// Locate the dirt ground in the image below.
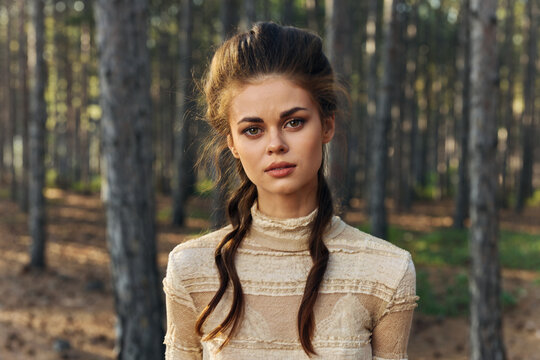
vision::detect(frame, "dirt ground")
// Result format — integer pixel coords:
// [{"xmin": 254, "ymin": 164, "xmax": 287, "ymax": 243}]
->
[{"xmin": 0, "ymin": 188, "xmax": 539, "ymax": 360}]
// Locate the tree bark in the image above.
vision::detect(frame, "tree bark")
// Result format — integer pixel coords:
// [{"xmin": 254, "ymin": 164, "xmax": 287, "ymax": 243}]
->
[
  {"xmin": 516, "ymin": 0, "xmax": 536, "ymax": 212},
  {"xmin": 0, "ymin": 1, "xmax": 5, "ymax": 184},
  {"xmin": 16, "ymin": 0, "xmax": 29, "ymax": 212},
  {"xmin": 282, "ymin": 0, "xmax": 294, "ymax": 25},
  {"xmin": 454, "ymin": 0, "xmax": 471, "ymax": 228},
  {"xmin": 364, "ymin": 0, "xmax": 382, "ymax": 212},
  {"xmin": 306, "ymin": 0, "xmax": 320, "ymax": 32},
  {"xmin": 172, "ymin": 0, "xmax": 195, "ymax": 226},
  {"xmin": 404, "ymin": 3, "xmax": 419, "ymax": 211},
  {"xmin": 370, "ymin": 0, "xmax": 399, "ymax": 239},
  {"xmin": 28, "ymin": 0, "xmax": 47, "ymax": 269},
  {"xmin": 243, "ymin": 0, "xmax": 257, "ymax": 30},
  {"xmin": 469, "ymin": 0, "xmax": 506, "ymax": 358},
  {"xmin": 221, "ymin": 0, "xmax": 239, "ymax": 39},
  {"xmin": 499, "ymin": 0, "xmax": 516, "ymax": 208},
  {"xmin": 94, "ymin": 1, "xmax": 165, "ymax": 358},
  {"xmin": 7, "ymin": 4, "xmax": 18, "ymax": 202},
  {"xmin": 326, "ymin": 0, "xmax": 352, "ymax": 209},
  {"xmin": 212, "ymin": 0, "xmax": 240, "ymax": 229}
]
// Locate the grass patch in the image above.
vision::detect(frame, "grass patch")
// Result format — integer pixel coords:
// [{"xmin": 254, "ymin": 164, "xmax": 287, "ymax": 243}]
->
[
  {"xmin": 416, "ymin": 269, "xmax": 519, "ymax": 317},
  {"xmin": 416, "ymin": 270, "xmax": 469, "ymax": 317},
  {"xmin": 358, "ymin": 223, "xmax": 539, "ymax": 316},
  {"xmin": 386, "ymin": 226, "xmax": 540, "ymax": 271},
  {"xmin": 72, "ymin": 175, "xmax": 102, "ymax": 194}
]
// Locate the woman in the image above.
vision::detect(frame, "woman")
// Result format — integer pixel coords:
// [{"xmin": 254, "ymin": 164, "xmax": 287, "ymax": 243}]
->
[{"xmin": 163, "ymin": 22, "xmax": 418, "ymax": 359}]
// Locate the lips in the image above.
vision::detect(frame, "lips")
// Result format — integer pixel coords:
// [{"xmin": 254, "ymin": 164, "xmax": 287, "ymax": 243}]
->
[{"xmin": 265, "ymin": 162, "xmax": 296, "ymax": 172}]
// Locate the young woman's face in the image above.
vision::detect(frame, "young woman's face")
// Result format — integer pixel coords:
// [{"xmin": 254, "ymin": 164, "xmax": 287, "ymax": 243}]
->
[{"xmin": 227, "ymin": 76, "xmax": 335, "ymax": 202}]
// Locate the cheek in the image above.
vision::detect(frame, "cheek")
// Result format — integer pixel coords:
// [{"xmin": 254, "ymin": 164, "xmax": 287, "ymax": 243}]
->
[
  {"xmin": 302, "ymin": 134, "xmax": 324, "ymax": 167},
  {"xmin": 235, "ymin": 144, "xmax": 263, "ymax": 179}
]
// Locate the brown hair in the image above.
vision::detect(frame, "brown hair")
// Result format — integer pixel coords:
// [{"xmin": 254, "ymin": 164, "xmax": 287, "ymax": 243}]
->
[{"xmin": 195, "ymin": 22, "xmax": 338, "ymax": 356}]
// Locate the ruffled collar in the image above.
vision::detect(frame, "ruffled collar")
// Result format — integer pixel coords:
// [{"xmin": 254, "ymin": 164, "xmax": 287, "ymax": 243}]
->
[{"xmin": 245, "ymin": 202, "xmax": 345, "ymax": 252}]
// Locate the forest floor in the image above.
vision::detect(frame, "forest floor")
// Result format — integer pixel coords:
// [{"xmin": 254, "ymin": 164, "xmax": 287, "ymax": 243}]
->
[{"xmin": 0, "ymin": 187, "xmax": 539, "ymax": 360}]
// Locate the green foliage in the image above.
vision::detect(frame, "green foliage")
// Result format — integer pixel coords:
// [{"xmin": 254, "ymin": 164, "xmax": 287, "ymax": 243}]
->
[
  {"xmin": 414, "ymin": 171, "xmax": 439, "ymax": 200},
  {"xmin": 388, "ymin": 226, "xmax": 540, "ymax": 271},
  {"xmin": 498, "ymin": 230, "xmax": 540, "ymax": 270},
  {"xmin": 71, "ymin": 175, "xmax": 101, "ymax": 194},
  {"xmin": 46, "ymin": 169, "xmax": 58, "ymax": 188},
  {"xmin": 526, "ymin": 189, "xmax": 540, "ymax": 207},
  {"xmin": 195, "ymin": 178, "xmax": 214, "ymax": 198},
  {"xmin": 416, "ymin": 270, "xmax": 470, "ymax": 317},
  {"xmin": 416, "ymin": 270, "xmax": 519, "ymax": 317},
  {"xmin": 157, "ymin": 205, "xmax": 172, "ymax": 223},
  {"xmin": 357, "ymin": 223, "xmax": 539, "ymax": 317},
  {"xmin": 394, "ymin": 227, "xmax": 470, "ymax": 267}
]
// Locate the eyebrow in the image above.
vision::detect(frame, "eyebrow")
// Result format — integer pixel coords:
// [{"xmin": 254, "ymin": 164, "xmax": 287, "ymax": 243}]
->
[{"xmin": 236, "ymin": 106, "xmax": 308, "ymax": 125}]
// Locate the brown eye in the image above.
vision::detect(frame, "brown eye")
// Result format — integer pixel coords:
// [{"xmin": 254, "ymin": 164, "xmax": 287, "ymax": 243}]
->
[
  {"xmin": 285, "ymin": 119, "xmax": 304, "ymax": 128},
  {"xmin": 243, "ymin": 127, "xmax": 262, "ymax": 136}
]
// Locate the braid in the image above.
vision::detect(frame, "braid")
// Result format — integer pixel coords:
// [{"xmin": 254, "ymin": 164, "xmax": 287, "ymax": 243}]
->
[
  {"xmin": 195, "ymin": 171, "xmax": 257, "ymax": 349},
  {"xmin": 297, "ymin": 169, "xmax": 334, "ymax": 356}
]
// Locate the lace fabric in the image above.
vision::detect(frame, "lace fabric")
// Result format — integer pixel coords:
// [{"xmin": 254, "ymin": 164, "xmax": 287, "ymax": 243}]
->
[{"xmin": 163, "ymin": 204, "xmax": 418, "ymax": 359}]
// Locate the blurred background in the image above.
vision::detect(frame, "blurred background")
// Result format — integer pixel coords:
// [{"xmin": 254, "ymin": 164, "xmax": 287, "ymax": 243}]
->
[{"xmin": 0, "ymin": 0, "xmax": 539, "ymax": 359}]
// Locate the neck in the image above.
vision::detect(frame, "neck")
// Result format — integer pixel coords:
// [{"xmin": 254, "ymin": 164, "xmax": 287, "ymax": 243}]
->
[{"xmin": 256, "ymin": 187, "xmax": 318, "ymax": 219}]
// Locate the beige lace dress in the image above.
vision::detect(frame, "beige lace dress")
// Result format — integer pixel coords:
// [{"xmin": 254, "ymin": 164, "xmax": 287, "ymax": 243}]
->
[{"xmin": 163, "ymin": 203, "xmax": 418, "ymax": 359}]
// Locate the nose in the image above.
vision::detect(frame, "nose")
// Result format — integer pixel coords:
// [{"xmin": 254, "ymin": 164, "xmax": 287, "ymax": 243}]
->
[{"xmin": 266, "ymin": 130, "xmax": 289, "ymax": 155}]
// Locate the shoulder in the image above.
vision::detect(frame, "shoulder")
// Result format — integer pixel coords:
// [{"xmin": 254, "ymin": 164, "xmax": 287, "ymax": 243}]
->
[
  {"xmin": 327, "ymin": 219, "xmax": 415, "ymax": 290},
  {"xmin": 329, "ymin": 219, "xmax": 412, "ymax": 262},
  {"xmin": 165, "ymin": 225, "xmax": 231, "ymax": 283}
]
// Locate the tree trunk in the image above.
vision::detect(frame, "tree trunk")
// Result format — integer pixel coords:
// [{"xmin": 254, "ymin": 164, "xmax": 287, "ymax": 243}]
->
[
  {"xmin": 172, "ymin": 0, "xmax": 195, "ymax": 226},
  {"xmin": 18, "ymin": 0, "xmax": 30, "ymax": 212},
  {"xmin": 94, "ymin": 1, "xmax": 165, "ymax": 358},
  {"xmin": 392, "ymin": 6, "xmax": 408, "ymax": 212},
  {"xmin": 364, "ymin": 0, "xmax": 382, "ymax": 211},
  {"xmin": 454, "ymin": 0, "xmax": 471, "ymax": 228},
  {"xmin": 326, "ymin": 0, "xmax": 352, "ymax": 209},
  {"xmin": 243, "ymin": 0, "xmax": 257, "ymax": 30},
  {"xmin": 0, "ymin": 7, "xmax": 5, "ymax": 183},
  {"xmin": 370, "ymin": 0, "xmax": 399, "ymax": 239},
  {"xmin": 282, "ymin": 0, "xmax": 294, "ymax": 25},
  {"xmin": 469, "ymin": 0, "xmax": 506, "ymax": 358},
  {"xmin": 306, "ymin": 0, "xmax": 320, "ymax": 32},
  {"xmin": 516, "ymin": 0, "xmax": 536, "ymax": 212},
  {"xmin": 7, "ymin": 4, "xmax": 18, "ymax": 202},
  {"xmin": 499, "ymin": 0, "xmax": 516, "ymax": 209},
  {"xmin": 28, "ymin": 0, "xmax": 47, "ymax": 269},
  {"xmin": 212, "ymin": 0, "xmax": 240, "ymax": 229},
  {"xmin": 80, "ymin": 20, "xmax": 91, "ymax": 186},
  {"xmin": 221, "ymin": 0, "xmax": 239, "ymax": 39},
  {"xmin": 404, "ymin": 3, "xmax": 419, "ymax": 210}
]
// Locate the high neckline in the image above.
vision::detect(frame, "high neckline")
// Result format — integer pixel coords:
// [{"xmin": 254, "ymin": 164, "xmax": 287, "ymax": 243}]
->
[{"xmin": 245, "ymin": 202, "xmax": 345, "ymax": 252}]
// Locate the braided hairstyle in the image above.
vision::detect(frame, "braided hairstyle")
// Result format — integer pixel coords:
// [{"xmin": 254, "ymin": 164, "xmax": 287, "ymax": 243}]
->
[{"xmin": 195, "ymin": 22, "xmax": 339, "ymax": 356}]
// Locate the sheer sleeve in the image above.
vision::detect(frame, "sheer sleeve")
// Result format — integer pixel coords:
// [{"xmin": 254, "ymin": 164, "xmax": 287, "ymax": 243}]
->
[
  {"xmin": 163, "ymin": 251, "xmax": 203, "ymax": 360},
  {"xmin": 371, "ymin": 255, "xmax": 419, "ymax": 360}
]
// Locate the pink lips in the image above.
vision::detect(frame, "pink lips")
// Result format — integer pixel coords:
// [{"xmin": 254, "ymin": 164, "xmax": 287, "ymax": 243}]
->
[{"xmin": 265, "ymin": 162, "xmax": 296, "ymax": 178}]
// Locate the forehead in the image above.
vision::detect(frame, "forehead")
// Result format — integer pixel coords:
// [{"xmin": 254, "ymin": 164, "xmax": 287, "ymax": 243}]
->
[{"xmin": 228, "ymin": 76, "xmax": 317, "ymax": 120}]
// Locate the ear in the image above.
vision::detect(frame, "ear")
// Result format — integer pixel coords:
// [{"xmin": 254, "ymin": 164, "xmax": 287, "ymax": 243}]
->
[
  {"xmin": 322, "ymin": 114, "xmax": 335, "ymax": 144},
  {"xmin": 227, "ymin": 134, "xmax": 240, "ymax": 158}
]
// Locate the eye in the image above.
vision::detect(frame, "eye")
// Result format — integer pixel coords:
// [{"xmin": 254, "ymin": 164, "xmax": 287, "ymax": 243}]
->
[
  {"xmin": 285, "ymin": 118, "xmax": 304, "ymax": 129},
  {"xmin": 242, "ymin": 127, "xmax": 262, "ymax": 136}
]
